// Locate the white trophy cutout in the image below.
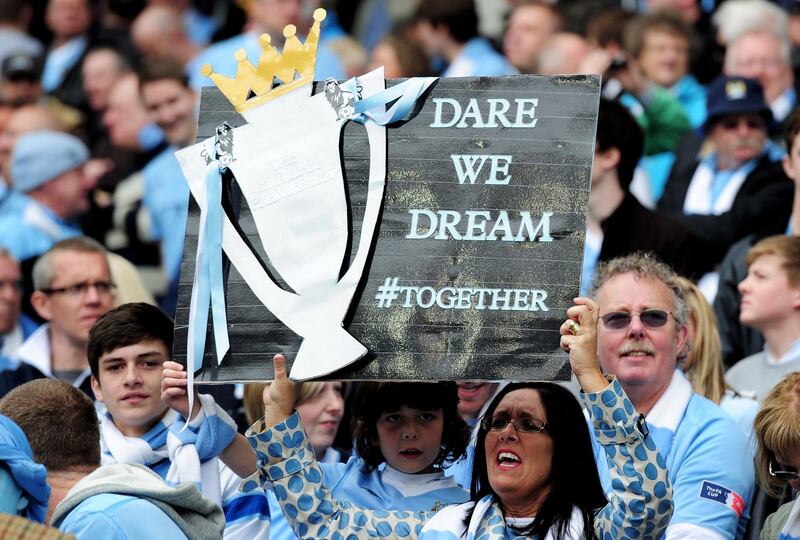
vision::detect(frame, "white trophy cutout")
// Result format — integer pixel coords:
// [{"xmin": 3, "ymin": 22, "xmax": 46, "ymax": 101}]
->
[{"xmin": 176, "ymin": 9, "xmax": 436, "ymax": 381}]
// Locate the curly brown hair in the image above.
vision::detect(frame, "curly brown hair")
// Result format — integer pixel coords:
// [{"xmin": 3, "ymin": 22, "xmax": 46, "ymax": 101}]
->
[{"xmin": 351, "ymin": 381, "xmax": 470, "ymax": 472}]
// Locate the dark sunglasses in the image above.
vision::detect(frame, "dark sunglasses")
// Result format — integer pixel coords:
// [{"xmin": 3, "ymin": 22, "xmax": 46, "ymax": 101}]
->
[
  {"xmin": 769, "ymin": 459, "xmax": 800, "ymax": 481},
  {"xmin": 599, "ymin": 309, "xmax": 672, "ymax": 330},
  {"xmin": 718, "ymin": 117, "xmax": 765, "ymax": 130},
  {"xmin": 481, "ymin": 415, "xmax": 547, "ymax": 434}
]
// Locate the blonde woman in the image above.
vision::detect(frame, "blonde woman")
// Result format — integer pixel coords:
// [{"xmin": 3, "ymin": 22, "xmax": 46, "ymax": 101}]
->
[
  {"xmin": 676, "ymin": 276, "xmax": 758, "ymax": 442},
  {"xmin": 244, "ymin": 381, "xmax": 349, "ymax": 540},
  {"xmin": 754, "ymin": 373, "xmax": 800, "ymax": 539}
]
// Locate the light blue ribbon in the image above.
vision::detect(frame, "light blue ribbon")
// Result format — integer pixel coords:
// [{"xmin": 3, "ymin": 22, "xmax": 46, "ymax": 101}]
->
[
  {"xmin": 190, "ymin": 138, "xmax": 230, "ymax": 373},
  {"xmin": 345, "ymin": 76, "xmax": 438, "ymax": 126}
]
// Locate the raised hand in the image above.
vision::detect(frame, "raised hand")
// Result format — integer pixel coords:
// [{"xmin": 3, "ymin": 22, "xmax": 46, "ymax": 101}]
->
[
  {"xmin": 559, "ymin": 297, "xmax": 608, "ymax": 393},
  {"xmin": 263, "ymin": 354, "xmax": 300, "ymax": 426},
  {"xmin": 161, "ymin": 360, "xmax": 199, "ymax": 420}
]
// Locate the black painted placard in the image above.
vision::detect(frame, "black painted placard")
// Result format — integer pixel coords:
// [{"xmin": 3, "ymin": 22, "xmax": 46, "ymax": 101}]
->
[{"xmin": 173, "ymin": 75, "xmax": 600, "ymax": 383}]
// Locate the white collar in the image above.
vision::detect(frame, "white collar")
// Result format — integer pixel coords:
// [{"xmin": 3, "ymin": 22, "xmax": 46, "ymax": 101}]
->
[
  {"xmin": 16, "ymin": 324, "xmax": 52, "ymax": 376},
  {"xmin": 16, "ymin": 323, "xmax": 91, "ymax": 387},
  {"xmin": 764, "ymin": 339, "xmax": 800, "ymax": 365},
  {"xmin": 645, "ymin": 370, "xmax": 693, "ymax": 432},
  {"xmin": 382, "ymin": 465, "xmax": 462, "ymax": 498}
]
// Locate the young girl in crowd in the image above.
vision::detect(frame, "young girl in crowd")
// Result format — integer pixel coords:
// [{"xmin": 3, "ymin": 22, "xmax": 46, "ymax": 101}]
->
[{"xmin": 269, "ymin": 381, "xmax": 471, "ymax": 540}]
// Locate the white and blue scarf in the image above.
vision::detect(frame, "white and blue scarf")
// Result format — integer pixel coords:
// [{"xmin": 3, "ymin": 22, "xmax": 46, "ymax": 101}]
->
[
  {"xmin": 778, "ymin": 496, "xmax": 800, "ymax": 540},
  {"xmin": 100, "ymin": 394, "xmax": 237, "ymax": 504},
  {"xmin": 420, "ymin": 495, "xmax": 583, "ymax": 539}
]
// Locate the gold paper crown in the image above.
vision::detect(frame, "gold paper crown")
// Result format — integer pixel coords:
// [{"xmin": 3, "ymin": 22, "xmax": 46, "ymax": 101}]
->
[{"xmin": 202, "ymin": 9, "xmax": 326, "ymax": 112}]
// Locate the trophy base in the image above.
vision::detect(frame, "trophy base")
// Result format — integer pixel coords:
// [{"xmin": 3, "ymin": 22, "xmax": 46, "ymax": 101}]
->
[{"xmin": 288, "ymin": 326, "xmax": 367, "ymax": 380}]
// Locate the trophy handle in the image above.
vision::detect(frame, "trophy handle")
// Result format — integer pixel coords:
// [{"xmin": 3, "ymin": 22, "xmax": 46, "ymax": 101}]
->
[{"xmin": 287, "ymin": 76, "xmax": 388, "ymax": 380}]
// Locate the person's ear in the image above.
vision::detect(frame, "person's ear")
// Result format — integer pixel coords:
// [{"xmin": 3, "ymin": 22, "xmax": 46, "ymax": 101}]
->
[
  {"xmin": 782, "ymin": 153, "xmax": 798, "ymax": 181},
  {"xmin": 596, "ymin": 147, "xmax": 621, "ymax": 175},
  {"xmin": 675, "ymin": 323, "xmax": 689, "ymax": 356},
  {"xmin": 29, "ymin": 291, "xmax": 52, "ymax": 322},
  {"xmin": 90, "ymin": 375, "xmax": 105, "ymax": 403}
]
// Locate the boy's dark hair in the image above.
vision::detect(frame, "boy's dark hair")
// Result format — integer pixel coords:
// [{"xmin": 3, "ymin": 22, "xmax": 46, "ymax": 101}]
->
[
  {"xmin": 351, "ymin": 381, "xmax": 469, "ymax": 472},
  {"xmin": 88, "ymin": 302, "xmax": 174, "ymax": 379},
  {"xmin": 0, "ymin": 379, "xmax": 101, "ymax": 471},
  {"xmin": 784, "ymin": 107, "xmax": 800, "ymax": 152},
  {"xmin": 415, "ymin": 0, "xmax": 479, "ymax": 44},
  {"xmin": 138, "ymin": 58, "xmax": 189, "ymax": 90},
  {"xmin": 596, "ymin": 99, "xmax": 644, "ymax": 191}
]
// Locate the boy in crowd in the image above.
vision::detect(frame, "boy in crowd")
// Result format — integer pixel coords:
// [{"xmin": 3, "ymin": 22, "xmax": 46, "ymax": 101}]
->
[
  {"xmin": 87, "ymin": 302, "xmax": 269, "ymax": 538},
  {"xmin": 0, "ymin": 378, "xmax": 224, "ymax": 538},
  {"xmin": 726, "ymin": 236, "xmax": 800, "ymax": 400}
]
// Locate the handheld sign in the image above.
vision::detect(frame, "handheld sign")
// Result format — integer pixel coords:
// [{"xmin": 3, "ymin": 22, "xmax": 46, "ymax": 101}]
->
[{"xmin": 172, "ymin": 11, "xmax": 600, "ymax": 383}]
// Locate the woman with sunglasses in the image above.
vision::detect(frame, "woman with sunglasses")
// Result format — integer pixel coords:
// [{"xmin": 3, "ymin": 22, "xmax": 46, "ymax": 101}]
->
[
  {"xmin": 754, "ymin": 372, "xmax": 800, "ymax": 539},
  {"xmin": 242, "ymin": 298, "xmax": 674, "ymax": 539}
]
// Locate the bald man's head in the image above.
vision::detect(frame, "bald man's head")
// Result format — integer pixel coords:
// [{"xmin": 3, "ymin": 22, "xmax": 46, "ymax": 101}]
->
[
  {"xmin": 0, "ymin": 106, "xmax": 63, "ymax": 180},
  {"xmin": 132, "ymin": 5, "xmax": 186, "ymax": 61}
]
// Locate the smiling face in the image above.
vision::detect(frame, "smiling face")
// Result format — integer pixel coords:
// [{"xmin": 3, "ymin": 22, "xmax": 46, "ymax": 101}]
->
[
  {"xmin": 638, "ymin": 30, "xmax": 689, "ymax": 88},
  {"xmin": 739, "ymin": 254, "xmax": 800, "ymax": 330},
  {"xmin": 141, "ymin": 78, "xmax": 196, "ymax": 148},
  {"xmin": 484, "ymin": 388, "xmax": 553, "ymax": 516},
  {"xmin": 90, "ymin": 338, "xmax": 170, "ymax": 437},
  {"xmin": 596, "ymin": 273, "xmax": 687, "ymax": 398},
  {"xmin": 295, "ymin": 382, "xmax": 345, "ymax": 459},
  {"xmin": 376, "ymin": 405, "xmax": 444, "ymax": 474}
]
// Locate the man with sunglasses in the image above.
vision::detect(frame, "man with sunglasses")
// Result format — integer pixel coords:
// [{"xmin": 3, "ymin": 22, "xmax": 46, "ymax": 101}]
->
[
  {"xmin": 588, "ymin": 253, "xmax": 754, "ymax": 539},
  {"xmin": 657, "ymin": 76, "xmax": 792, "ymax": 283},
  {"xmin": 0, "ymin": 237, "xmax": 116, "ymax": 399}
]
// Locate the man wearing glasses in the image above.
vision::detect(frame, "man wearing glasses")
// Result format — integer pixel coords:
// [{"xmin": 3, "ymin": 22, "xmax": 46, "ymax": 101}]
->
[
  {"xmin": 0, "ymin": 237, "xmax": 115, "ymax": 399},
  {"xmin": 587, "ymin": 253, "xmax": 754, "ymax": 539},
  {"xmin": 657, "ymin": 76, "xmax": 792, "ymax": 299}
]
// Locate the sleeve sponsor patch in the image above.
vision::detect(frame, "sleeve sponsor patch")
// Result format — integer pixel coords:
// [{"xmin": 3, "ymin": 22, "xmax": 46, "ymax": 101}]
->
[{"xmin": 699, "ymin": 480, "xmax": 744, "ymax": 519}]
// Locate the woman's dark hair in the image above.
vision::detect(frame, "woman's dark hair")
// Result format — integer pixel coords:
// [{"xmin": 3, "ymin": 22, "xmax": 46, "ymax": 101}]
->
[
  {"xmin": 467, "ymin": 382, "xmax": 607, "ymax": 539},
  {"xmin": 351, "ymin": 381, "xmax": 470, "ymax": 472}
]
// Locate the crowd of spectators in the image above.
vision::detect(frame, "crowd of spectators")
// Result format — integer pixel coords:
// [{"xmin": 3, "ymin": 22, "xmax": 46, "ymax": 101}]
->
[{"xmin": 1, "ymin": 0, "xmax": 800, "ymax": 538}]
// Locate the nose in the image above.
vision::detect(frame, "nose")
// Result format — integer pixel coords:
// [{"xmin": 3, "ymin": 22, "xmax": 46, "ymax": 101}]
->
[
  {"xmin": 83, "ymin": 284, "xmax": 102, "ymax": 304},
  {"xmin": 402, "ymin": 422, "xmax": 420, "ymax": 440},
  {"xmin": 326, "ymin": 394, "xmax": 344, "ymax": 416},
  {"xmin": 626, "ymin": 313, "xmax": 646, "ymax": 337},
  {"xmin": 738, "ymin": 276, "xmax": 751, "ymax": 294},
  {"xmin": 497, "ymin": 421, "xmax": 519, "ymax": 441},
  {"xmin": 124, "ymin": 364, "xmax": 141, "ymax": 386}
]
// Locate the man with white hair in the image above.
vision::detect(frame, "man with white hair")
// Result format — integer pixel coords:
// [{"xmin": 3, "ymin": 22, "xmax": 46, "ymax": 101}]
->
[
  {"xmin": 589, "ymin": 253, "xmax": 754, "ymax": 538},
  {"xmin": 725, "ymin": 30, "xmax": 795, "ymax": 123}
]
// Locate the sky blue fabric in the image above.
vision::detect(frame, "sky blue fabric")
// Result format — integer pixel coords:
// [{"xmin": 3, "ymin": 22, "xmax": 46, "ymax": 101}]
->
[{"xmin": 0, "ymin": 415, "xmax": 49, "ymax": 523}]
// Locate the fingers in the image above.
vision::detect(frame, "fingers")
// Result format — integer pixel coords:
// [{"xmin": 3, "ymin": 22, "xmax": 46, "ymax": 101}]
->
[{"xmin": 273, "ymin": 354, "xmax": 286, "ymax": 381}]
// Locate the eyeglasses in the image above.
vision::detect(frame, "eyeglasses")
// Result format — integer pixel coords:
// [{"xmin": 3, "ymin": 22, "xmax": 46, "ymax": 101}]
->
[
  {"xmin": 481, "ymin": 415, "xmax": 547, "ymax": 434},
  {"xmin": 0, "ymin": 279, "xmax": 22, "ymax": 292},
  {"xmin": 599, "ymin": 309, "xmax": 672, "ymax": 330},
  {"xmin": 41, "ymin": 281, "xmax": 116, "ymax": 297},
  {"xmin": 769, "ymin": 459, "xmax": 800, "ymax": 481},
  {"xmin": 718, "ymin": 117, "xmax": 765, "ymax": 131}
]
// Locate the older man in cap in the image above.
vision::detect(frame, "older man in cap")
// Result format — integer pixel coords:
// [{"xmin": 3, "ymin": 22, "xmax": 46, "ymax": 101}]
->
[
  {"xmin": 657, "ymin": 76, "xmax": 793, "ymax": 286},
  {"xmin": 0, "ymin": 130, "xmax": 94, "ymax": 261}
]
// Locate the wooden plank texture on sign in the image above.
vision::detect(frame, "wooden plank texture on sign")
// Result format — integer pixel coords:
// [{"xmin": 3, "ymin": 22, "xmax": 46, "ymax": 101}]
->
[{"xmin": 173, "ymin": 75, "xmax": 600, "ymax": 383}]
